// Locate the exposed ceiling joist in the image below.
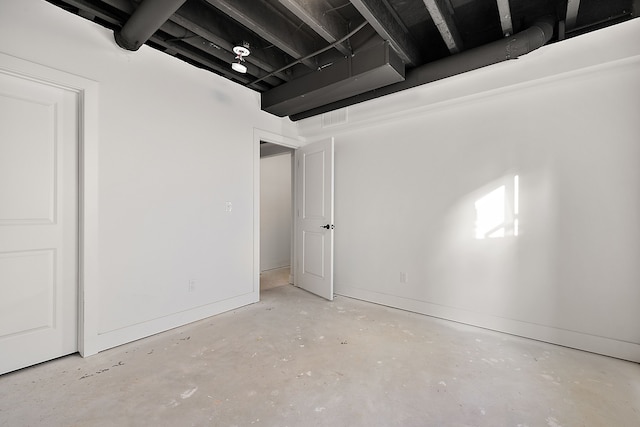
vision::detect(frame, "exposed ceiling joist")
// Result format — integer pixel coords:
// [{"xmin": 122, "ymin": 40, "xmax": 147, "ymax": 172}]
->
[
  {"xmin": 100, "ymin": 0, "xmax": 132, "ymax": 12},
  {"xmin": 172, "ymin": 2, "xmax": 292, "ymax": 82},
  {"xmin": 422, "ymin": 0, "xmax": 463, "ymax": 54},
  {"xmin": 101, "ymin": 0, "xmax": 281, "ymax": 86},
  {"xmin": 203, "ymin": 0, "xmax": 319, "ymax": 69},
  {"xmin": 78, "ymin": 9, "xmax": 96, "ymax": 20},
  {"xmin": 61, "ymin": 0, "xmax": 122, "ymax": 26},
  {"xmin": 47, "ymin": 0, "xmax": 637, "ymax": 119},
  {"xmin": 161, "ymin": 20, "xmax": 284, "ymax": 87},
  {"xmin": 495, "ymin": 0, "xmax": 514, "ymax": 36},
  {"xmin": 150, "ymin": 34, "xmax": 270, "ymax": 91},
  {"xmin": 566, "ymin": 0, "xmax": 581, "ymax": 29},
  {"xmin": 349, "ymin": 0, "xmax": 421, "ymax": 65},
  {"xmin": 277, "ymin": 0, "xmax": 353, "ymax": 56}
]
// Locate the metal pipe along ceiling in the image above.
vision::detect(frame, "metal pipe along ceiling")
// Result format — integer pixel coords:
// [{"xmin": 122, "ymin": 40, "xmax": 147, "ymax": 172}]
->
[
  {"xmin": 289, "ymin": 17, "xmax": 556, "ymax": 121},
  {"xmin": 115, "ymin": 0, "xmax": 188, "ymax": 51}
]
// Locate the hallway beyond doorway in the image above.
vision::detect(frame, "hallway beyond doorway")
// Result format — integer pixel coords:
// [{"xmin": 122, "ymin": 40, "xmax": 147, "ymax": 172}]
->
[{"xmin": 260, "ymin": 266, "xmax": 290, "ymax": 291}]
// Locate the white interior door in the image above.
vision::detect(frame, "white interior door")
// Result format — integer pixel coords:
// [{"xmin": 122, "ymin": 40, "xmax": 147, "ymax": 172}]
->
[
  {"xmin": 0, "ymin": 71, "xmax": 78, "ymax": 375},
  {"xmin": 295, "ymin": 138, "xmax": 334, "ymax": 300}
]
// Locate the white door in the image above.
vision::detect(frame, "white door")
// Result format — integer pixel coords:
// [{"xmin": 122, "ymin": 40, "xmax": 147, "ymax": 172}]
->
[
  {"xmin": 295, "ymin": 138, "xmax": 334, "ymax": 300},
  {"xmin": 0, "ymin": 71, "xmax": 78, "ymax": 375}
]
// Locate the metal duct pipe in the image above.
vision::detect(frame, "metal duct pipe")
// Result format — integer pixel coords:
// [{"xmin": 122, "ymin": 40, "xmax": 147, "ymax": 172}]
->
[
  {"xmin": 115, "ymin": 0, "xmax": 187, "ymax": 51},
  {"xmin": 290, "ymin": 17, "xmax": 555, "ymax": 121}
]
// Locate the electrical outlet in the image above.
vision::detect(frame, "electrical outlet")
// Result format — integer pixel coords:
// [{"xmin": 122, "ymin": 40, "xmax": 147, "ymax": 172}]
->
[
  {"xmin": 225, "ymin": 201, "xmax": 233, "ymax": 212},
  {"xmin": 400, "ymin": 272, "xmax": 408, "ymax": 284},
  {"xmin": 188, "ymin": 279, "xmax": 196, "ymax": 292}
]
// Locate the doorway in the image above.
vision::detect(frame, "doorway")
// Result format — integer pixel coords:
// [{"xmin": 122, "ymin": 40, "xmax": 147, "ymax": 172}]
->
[
  {"xmin": 259, "ymin": 142, "xmax": 295, "ymax": 292},
  {"xmin": 253, "ymin": 131, "xmax": 335, "ymax": 301}
]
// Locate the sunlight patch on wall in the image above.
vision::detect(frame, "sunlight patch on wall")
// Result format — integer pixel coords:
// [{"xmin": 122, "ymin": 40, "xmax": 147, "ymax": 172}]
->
[{"xmin": 475, "ymin": 175, "xmax": 519, "ymax": 239}]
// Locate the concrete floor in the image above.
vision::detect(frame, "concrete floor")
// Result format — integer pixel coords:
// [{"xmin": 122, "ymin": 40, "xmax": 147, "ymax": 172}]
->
[
  {"xmin": 260, "ymin": 267, "xmax": 290, "ymax": 291},
  {"xmin": 1, "ymin": 285, "xmax": 639, "ymax": 427}
]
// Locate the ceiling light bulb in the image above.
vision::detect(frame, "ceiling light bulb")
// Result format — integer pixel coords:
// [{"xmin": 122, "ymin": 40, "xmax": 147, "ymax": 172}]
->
[{"xmin": 232, "ymin": 62, "xmax": 247, "ymax": 73}]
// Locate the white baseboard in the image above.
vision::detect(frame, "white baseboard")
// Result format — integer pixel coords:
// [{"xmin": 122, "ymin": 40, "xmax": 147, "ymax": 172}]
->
[
  {"xmin": 337, "ymin": 285, "xmax": 640, "ymax": 363},
  {"xmin": 84, "ymin": 292, "xmax": 259, "ymax": 356}
]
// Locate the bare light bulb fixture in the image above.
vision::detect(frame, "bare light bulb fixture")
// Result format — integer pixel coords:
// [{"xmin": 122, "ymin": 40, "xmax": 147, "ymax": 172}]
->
[{"xmin": 232, "ymin": 42, "xmax": 250, "ymax": 73}]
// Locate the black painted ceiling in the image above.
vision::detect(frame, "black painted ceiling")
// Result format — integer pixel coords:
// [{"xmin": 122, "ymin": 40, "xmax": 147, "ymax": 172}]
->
[{"xmin": 47, "ymin": 0, "xmax": 637, "ymax": 117}]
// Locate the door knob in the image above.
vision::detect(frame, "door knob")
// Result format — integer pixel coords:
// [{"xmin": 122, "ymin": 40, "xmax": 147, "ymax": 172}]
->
[{"xmin": 320, "ymin": 224, "xmax": 334, "ymax": 229}]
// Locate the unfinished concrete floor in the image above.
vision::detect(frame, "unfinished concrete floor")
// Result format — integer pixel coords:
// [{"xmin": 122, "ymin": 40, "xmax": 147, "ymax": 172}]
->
[
  {"xmin": 260, "ymin": 267, "xmax": 290, "ymax": 291},
  {"xmin": 1, "ymin": 285, "xmax": 639, "ymax": 427}
]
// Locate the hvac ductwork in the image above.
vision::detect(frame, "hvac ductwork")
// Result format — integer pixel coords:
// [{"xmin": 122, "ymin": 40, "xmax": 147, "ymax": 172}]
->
[
  {"xmin": 289, "ymin": 17, "xmax": 555, "ymax": 121},
  {"xmin": 114, "ymin": 0, "xmax": 187, "ymax": 51},
  {"xmin": 262, "ymin": 41, "xmax": 405, "ymax": 117}
]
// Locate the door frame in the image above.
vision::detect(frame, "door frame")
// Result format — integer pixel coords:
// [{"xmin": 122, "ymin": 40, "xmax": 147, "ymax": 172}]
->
[
  {"xmin": 0, "ymin": 53, "xmax": 100, "ymax": 356},
  {"xmin": 253, "ymin": 129, "xmax": 302, "ymax": 298}
]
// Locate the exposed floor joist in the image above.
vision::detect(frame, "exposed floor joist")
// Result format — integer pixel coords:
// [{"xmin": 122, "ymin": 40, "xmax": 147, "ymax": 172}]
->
[
  {"xmin": 101, "ymin": 0, "xmax": 280, "ymax": 87},
  {"xmin": 61, "ymin": 0, "xmax": 123, "ymax": 26},
  {"xmin": 495, "ymin": 0, "xmax": 514, "ymax": 36},
  {"xmin": 278, "ymin": 0, "xmax": 353, "ymax": 56},
  {"xmin": 422, "ymin": 0, "xmax": 463, "ymax": 54},
  {"xmin": 204, "ymin": 0, "xmax": 319, "ymax": 69},
  {"xmin": 47, "ymin": 0, "xmax": 638, "ymax": 118},
  {"xmin": 150, "ymin": 33, "xmax": 270, "ymax": 91},
  {"xmin": 161, "ymin": 21, "xmax": 284, "ymax": 87},
  {"xmin": 566, "ymin": 0, "xmax": 581, "ymax": 29},
  {"xmin": 349, "ymin": 0, "xmax": 421, "ymax": 65},
  {"xmin": 172, "ymin": 1, "xmax": 292, "ymax": 82}
]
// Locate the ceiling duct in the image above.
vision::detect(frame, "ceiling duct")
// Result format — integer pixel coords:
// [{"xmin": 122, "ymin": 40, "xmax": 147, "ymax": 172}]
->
[
  {"xmin": 290, "ymin": 17, "xmax": 556, "ymax": 121},
  {"xmin": 115, "ymin": 0, "xmax": 187, "ymax": 51},
  {"xmin": 261, "ymin": 41, "xmax": 404, "ymax": 117}
]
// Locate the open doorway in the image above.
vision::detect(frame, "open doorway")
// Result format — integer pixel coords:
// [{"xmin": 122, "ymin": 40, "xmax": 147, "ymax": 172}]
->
[
  {"xmin": 254, "ymin": 132, "xmax": 334, "ymax": 301},
  {"xmin": 259, "ymin": 142, "xmax": 295, "ymax": 292}
]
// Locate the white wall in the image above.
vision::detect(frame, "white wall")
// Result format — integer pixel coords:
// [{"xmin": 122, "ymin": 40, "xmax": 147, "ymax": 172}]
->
[
  {"xmin": 298, "ymin": 19, "xmax": 640, "ymax": 362},
  {"xmin": 0, "ymin": 0, "xmax": 296, "ymax": 354},
  {"xmin": 260, "ymin": 153, "xmax": 292, "ymax": 271},
  {"xmin": 3, "ymin": 1, "xmax": 639, "ymax": 362}
]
